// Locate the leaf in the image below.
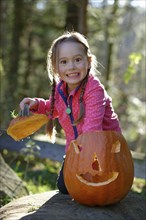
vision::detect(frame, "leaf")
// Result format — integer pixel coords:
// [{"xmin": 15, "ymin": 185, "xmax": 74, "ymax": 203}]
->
[
  {"xmin": 124, "ymin": 53, "xmax": 142, "ymax": 84},
  {"xmin": 10, "ymin": 110, "xmax": 18, "ymax": 118}
]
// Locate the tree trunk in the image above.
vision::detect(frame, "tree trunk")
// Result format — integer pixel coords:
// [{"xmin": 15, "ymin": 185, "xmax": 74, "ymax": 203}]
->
[
  {"xmin": 65, "ymin": 0, "xmax": 88, "ymax": 35},
  {"xmin": 6, "ymin": 0, "xmax": 25, "ymax": 109},
  {"xmin": 22, "ymin": 31, "xmax": 33, "ymax": 93},
  {"xmin": 78, "ymin": 0, "xmax": 88, "ymax": 35},
  {"xmin": 0, "ymin": 153, "xmax": 29, "ymax": 204},
  {"xmin": 102, "ymin": 0, "xmax": 119, "ymax": 89}
]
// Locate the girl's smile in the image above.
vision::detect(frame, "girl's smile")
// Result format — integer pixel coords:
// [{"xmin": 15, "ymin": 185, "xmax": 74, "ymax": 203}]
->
[
  {"xmin": 58, "ymin": 41, "xmax": 91, "ymax": 92},
  {"xmin": 66, "ymin": 72, "xmax": 79, "ymax": 77}
]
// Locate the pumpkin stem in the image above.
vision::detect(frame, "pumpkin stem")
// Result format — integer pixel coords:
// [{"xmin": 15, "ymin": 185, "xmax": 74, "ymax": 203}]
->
[{"xmin": 19, "ymin": 104, "xmax": 30, "ymax": 116}]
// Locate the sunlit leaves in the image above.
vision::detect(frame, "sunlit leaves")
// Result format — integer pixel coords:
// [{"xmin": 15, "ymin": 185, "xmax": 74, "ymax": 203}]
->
[
  {"xmin": 124, "ymin": 53, "xmax": 142, "ymax": 84},
  {"xmin": 10, "ymin": 110, "xmax": 18, "ymax": 118}
]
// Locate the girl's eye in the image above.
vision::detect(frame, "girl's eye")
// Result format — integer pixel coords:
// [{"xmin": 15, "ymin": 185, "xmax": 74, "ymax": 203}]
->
[
  {"xmin": 75, "ymin": 57, "xmax": 82, "ymax": 62},
  {"xmin": 60, "ymin": 60, "xmax": 67, "ymax": 64}
]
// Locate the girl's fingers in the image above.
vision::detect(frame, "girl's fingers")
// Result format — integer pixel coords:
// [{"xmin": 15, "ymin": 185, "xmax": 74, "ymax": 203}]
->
[
  {"xmin": 19, "ymin": 98, "xmax": 31, "ymax": 110},
  {"xmin": 19, "ymin": 98, "xmax": 38, "ymax": 111}
]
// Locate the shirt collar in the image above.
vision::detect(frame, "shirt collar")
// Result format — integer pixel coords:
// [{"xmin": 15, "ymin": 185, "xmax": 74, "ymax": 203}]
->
[{"xmin": 58, "ymin": 80, "xmax": 82, "ymax": 97}]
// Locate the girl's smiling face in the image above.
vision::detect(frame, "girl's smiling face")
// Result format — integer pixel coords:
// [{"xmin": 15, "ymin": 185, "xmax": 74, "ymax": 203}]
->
[{"xmin": 57, "ymin": 41, "xmax": 91, "ymax": 92}]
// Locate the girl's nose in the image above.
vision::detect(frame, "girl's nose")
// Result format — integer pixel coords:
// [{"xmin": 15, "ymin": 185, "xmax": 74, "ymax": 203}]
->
[{"xmin": 68, "ymin": 61, "xmax": 76, "ymax": 69}]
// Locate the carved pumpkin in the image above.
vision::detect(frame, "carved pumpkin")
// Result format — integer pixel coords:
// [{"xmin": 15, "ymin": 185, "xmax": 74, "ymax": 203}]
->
[
  {"xmin": 7, "ymin": 104, "xmax": 48, "ymax": 141},
  {"xmin": 64, "ymin": 131, "xmax": 134, "ymax": 206},
  {"xmin": 7, "ymin": 114, "xmax": 48, "ymax": 141}
]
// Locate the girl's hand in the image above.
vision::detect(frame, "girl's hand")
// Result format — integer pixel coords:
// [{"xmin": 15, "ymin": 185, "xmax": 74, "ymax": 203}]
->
[{"xmin": 19, "ymin": 98, "xmax": 39, "ymax": 111}]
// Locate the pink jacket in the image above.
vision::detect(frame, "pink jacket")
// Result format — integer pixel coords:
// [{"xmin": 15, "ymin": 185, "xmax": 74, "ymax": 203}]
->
[{"xmin": 36, "ymin": 75, "xmax": 121, "ymax": 152}]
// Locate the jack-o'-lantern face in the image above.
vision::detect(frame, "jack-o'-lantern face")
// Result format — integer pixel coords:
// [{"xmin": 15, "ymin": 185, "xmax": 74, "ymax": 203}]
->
[
  {"xmin": 73, "ymin": 140, "xmax": 120, "ymax": 187},
  {"xmin": 64, "ymin": 131, "xmax": 134, "ymax": 206}
]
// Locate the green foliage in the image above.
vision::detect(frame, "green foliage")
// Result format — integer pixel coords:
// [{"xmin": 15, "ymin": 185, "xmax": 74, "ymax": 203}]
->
[
  {"xmin": 124, "ymin": 53, "xmax": 142, "ymax": 84},
  {"xmin": 1, "ymin": 147, "xmax": 61, "ymax": 204},
  {"xmin": 10, "ymin": 110, "xmax": 18, "ymax": 118},
  {"xmin": 0, "ymin": 194, "xmax": 12, "ymax": 207},
  {"xmin": 132, "ymin": 178, "xmax": 146, "ymax": 198},
  {"xmin": 21, "ymin": 140, "xmax": 41, "ymax": 158}
]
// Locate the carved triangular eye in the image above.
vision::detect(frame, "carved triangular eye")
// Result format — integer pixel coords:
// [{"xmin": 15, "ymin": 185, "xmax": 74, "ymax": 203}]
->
[
  {"xmin": 111, "ymin": 140, "xmax": 121, "ymax": 153},
  {"xmin": 72, "ymin": 141, "xmax": 82, "ymax": 154}
]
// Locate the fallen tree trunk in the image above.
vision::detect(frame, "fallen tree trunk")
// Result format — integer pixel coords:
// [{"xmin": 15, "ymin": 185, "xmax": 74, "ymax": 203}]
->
[
  {"xmin": 0, "ymin": 190, "xmax": 146, "ymax": 220},
  {"xmin": 0, "ymin": 153, "xmax": 29, "ymax": 202}
]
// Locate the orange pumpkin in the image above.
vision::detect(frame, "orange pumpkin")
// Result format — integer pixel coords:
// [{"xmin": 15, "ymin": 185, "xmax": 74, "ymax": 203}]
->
[
  {"xmin": 64, "ymin": 131, "xmax": 134, "ymax": 206},
  {"xmin": 7, "ymin": 114, "xmax": 48, "ymax": 141}
]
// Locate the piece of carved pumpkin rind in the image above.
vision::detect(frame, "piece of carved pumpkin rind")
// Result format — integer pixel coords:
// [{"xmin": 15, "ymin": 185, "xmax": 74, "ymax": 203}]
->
[
  {"xmin": 7, "ymin": 114, "xmax": 48, "ymax": 141},
  {"xmin": 64, "ymin": 131, "xmax": 134, "ymax": 206}
]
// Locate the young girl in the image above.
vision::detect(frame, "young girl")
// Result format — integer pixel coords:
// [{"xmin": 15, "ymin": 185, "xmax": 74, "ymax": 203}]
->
[{"xmin": 19, "ymin": 31, "xmax": 121, "ymax": 194}]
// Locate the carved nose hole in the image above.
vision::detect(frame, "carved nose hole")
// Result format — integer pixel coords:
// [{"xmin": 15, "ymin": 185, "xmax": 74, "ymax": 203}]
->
[
  {"xmin": 92, "ymin": 153, "xmax": 99, "ymax": 171},
  {"xmin": 78, "ymin": 145, "xmax": 82, "ymax": 152},
  {"xmin": 92, "ymin": 160, "xmax": 100, "ymax": 170}
]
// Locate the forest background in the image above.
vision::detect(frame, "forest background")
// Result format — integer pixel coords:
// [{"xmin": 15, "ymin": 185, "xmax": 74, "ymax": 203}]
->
[{"xmin": 0, "ymin": 0, "xmax": 145, "ymax": 154}]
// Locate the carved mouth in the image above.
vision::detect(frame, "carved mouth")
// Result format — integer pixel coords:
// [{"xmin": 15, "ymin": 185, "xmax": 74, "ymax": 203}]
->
[{"xmin": 76, "ymin": 172, "xmax": 119, "ymax": 187}]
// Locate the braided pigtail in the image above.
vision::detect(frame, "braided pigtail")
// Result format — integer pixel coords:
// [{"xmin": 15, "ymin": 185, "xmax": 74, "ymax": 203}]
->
[
  {"xmin": 73, "ymin": 73, "xmax": 89, "ymax": 126},
  {"xmin": 46, "ymin": 79, "xmax": 56, "ymax": 143}
]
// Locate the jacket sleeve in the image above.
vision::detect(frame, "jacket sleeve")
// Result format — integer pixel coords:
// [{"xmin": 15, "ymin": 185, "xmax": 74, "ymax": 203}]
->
[{"xmin": 34, "ymin": 98, "xmax": 59, "ymax": 118}]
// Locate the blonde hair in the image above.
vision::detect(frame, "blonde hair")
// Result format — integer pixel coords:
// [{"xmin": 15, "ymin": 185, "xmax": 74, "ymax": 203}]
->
[{"xmin": 46, "ymin": 32, "xmax": 98, "ymax": 141}]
